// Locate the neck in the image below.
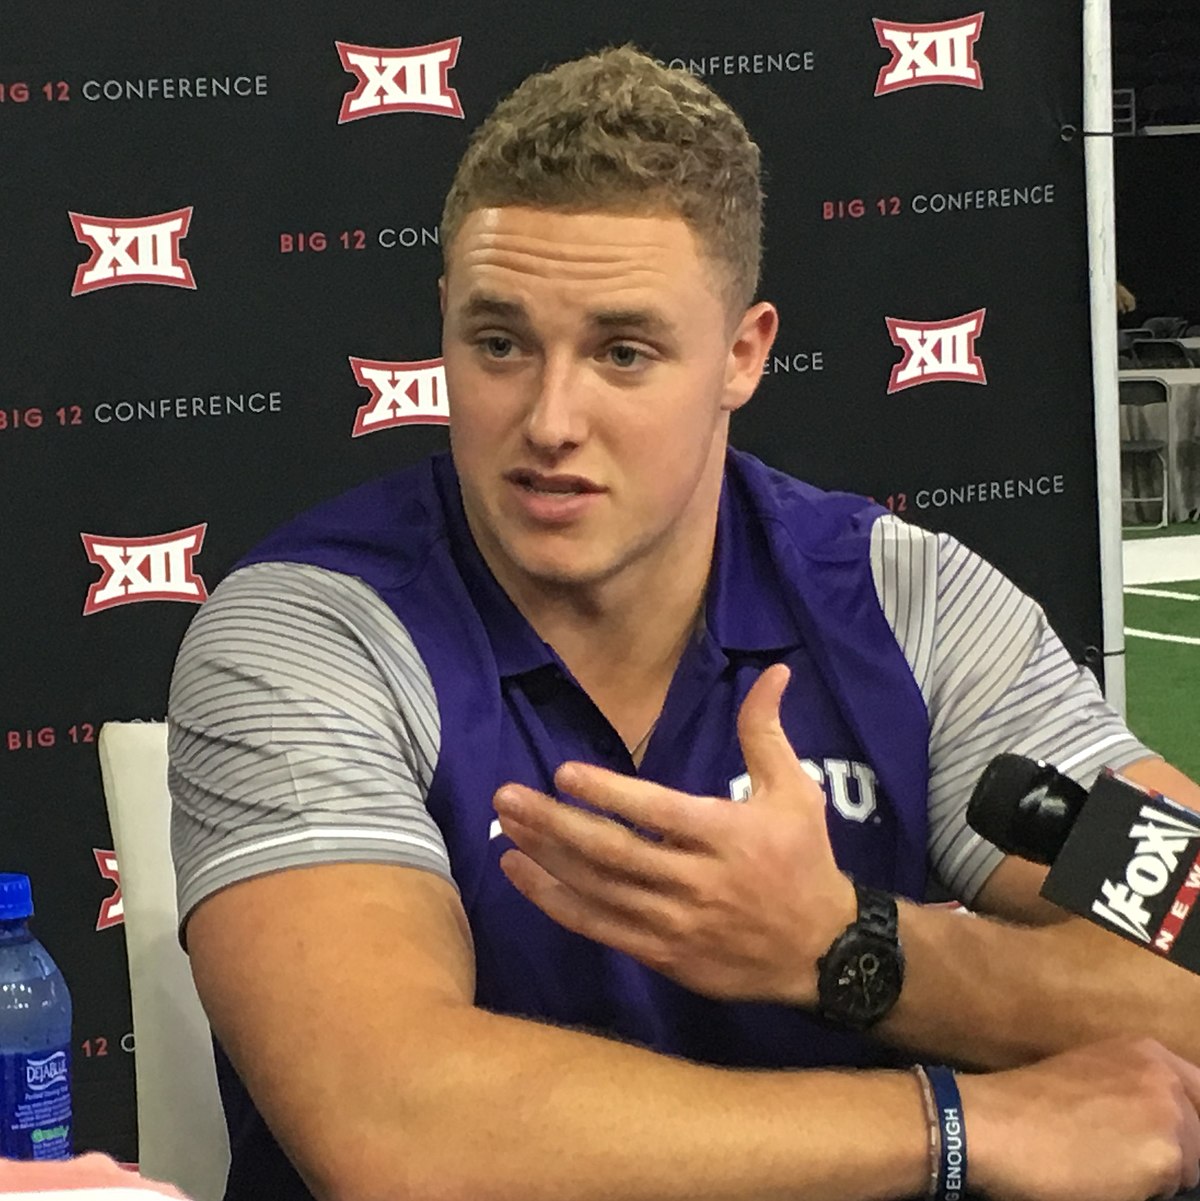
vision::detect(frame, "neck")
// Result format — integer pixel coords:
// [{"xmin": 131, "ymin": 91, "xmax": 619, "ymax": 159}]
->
[
  {"xmin": 511, "ymin": 495, "xmax": 717, "ymax": 702},
  {"xmin": 535, "ymin": 549, "xmax": 711, "ymax": 702},
  {"xmin": 470, "ymin": 449, "xmax": 726, "ymax": 741}
]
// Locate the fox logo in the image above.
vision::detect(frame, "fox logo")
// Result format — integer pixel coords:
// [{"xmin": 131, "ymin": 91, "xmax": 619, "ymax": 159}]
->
[
  {"xmin": 70, "ymin": 208, "xmax": 196, "ymax": 295},
  {"xmin": 349, "ymin": 356, "xmax": 449, "ymax": 435},
  {"xmin": 1092, "ymin": 805, "xmax": 1200, "ymax": 949},
  {"xmin": 81, "ymin": 524, "xmax": 208, "ymax": 615},
  {"xmin": 336, "ymin": 38, "xmax": 463, "ymax": 122},
  {"xmin": 873, "ymin": 14, "xmax": 984, "ymax": 95},
  {"xmin": 885, "ymin": 309, "xmax": 987, "ymax": 393}
]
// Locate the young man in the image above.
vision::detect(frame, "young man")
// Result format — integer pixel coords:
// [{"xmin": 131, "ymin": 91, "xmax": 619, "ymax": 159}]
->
[{"xmin": 169, "ymin": 47, "xmax": 1200, "ymax": 1201}]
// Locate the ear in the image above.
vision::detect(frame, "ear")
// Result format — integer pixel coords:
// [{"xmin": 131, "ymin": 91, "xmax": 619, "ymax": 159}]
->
[
  {"xmin": 438, "ymin": 276, "xmax": 447, "ymax": 317},
  {"xmin": 721, "ymin": 301, "xmax": 780, "ymax": 413}
]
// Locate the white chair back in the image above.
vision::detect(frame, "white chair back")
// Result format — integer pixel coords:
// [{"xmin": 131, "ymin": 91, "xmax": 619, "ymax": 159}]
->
[{"xmin": 97, "ymin": 721, "xmax": 230, "ymax": 1201}]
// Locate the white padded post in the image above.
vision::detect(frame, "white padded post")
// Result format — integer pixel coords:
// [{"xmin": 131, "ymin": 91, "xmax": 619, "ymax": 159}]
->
[{"xmin": 97, "ymin": 722, "xmax": 230, "ymax": 1201}]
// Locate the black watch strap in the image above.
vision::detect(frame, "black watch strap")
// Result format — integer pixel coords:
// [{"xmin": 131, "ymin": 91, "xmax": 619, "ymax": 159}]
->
[
  {"xmin": 816, "ymin": 880, "xmax": 905, "ymax": 1031},
  {"xmin": 854, "ymin": 881, "xmax": 900, "ymax": 941}
]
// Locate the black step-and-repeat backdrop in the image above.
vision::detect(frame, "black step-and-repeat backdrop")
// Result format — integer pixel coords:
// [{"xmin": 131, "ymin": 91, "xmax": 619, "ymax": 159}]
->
[{"xmin": 0, "ymin": 2, "xmax": 1097, "ymax": 1160}]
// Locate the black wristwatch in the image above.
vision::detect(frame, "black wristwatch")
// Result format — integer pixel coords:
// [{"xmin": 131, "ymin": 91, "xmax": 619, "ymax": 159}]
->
[{"xmin": 816, "ymin": 880, "xmax": 905, "ymax": 1031}]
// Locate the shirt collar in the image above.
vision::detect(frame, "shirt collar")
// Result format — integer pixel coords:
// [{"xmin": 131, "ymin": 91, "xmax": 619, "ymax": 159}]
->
[{"xmin": 435, "ymin": 450, "xmax": 802, "ymax": 680}]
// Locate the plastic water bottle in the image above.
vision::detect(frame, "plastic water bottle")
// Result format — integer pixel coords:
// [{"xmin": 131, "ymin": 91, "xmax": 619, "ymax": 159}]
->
[{"xmin": 0, "ymin": 873, "xmax": 72, "ymax": 1160}]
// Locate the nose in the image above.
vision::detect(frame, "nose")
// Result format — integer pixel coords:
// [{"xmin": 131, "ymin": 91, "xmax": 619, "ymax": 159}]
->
[{"xmin": 523, "ymin": 355, "xmax": 587, "ymax": 455}]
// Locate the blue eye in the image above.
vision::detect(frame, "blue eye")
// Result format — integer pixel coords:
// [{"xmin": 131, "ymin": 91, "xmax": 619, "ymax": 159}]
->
[
  {"xmin": 473, "ymin": 336, "xmax": 516, "ymax": 357},
  {"xmin": 609, "ymin": 345, "xmax": 641, "ymax": 368}
]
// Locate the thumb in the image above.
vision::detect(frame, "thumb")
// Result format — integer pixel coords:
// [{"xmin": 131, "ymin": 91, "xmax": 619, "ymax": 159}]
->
[{"xmin": 736, "ymin": 664, "xmax": 803, "ymax": 799}]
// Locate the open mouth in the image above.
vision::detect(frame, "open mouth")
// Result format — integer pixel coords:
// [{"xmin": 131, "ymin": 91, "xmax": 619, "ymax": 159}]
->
[{"xmin": 508, "ymin": 469, "xmax": 603, "ymax": 497}]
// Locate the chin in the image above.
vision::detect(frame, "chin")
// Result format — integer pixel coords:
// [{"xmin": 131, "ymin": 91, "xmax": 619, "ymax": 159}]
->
[
  {"xmin": 503, "ymin": 540, "xmax": 620, "ymax": 590},
  {"xmin": 515, "ymin": 555, "xmax": 610, "ymax": 589}
]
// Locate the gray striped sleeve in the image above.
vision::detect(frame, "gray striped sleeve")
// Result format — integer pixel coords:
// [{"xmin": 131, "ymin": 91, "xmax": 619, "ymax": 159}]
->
[
  {"xmin": 871, "ymin": 516, "xmax": 1152, "ymax": 903},
  {"xmin": 168, "ymin": 560, "xmax": 453, "ymax": 934}
]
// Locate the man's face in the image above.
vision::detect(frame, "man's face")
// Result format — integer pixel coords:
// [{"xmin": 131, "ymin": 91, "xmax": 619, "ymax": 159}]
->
[{"xmin": 440, "ymin": 206, "xmax": 776, "ymax": 596}]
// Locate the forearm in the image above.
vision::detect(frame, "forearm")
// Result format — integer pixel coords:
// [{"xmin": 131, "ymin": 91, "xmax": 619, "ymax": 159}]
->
[
  {"xmin": 878, "ymin": 902, "xmax": 1200, "ymax": 1069},
  {"xmin": 877, "ymin": 759, "xmax": 1200, "ymax": 1069},
  {"xmin": 283, "ymin": 1004, "xmax": 928, "ymax": 1201}
]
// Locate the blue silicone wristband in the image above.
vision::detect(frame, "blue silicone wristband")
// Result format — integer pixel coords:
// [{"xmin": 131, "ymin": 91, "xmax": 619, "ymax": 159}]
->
[{"xmin": 924, "ymin": 1066, "xmax": 967, "ymax": 1201}]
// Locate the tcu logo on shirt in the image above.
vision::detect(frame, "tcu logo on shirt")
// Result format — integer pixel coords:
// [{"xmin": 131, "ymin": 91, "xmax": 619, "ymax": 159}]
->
[
  {"xmin": 336, "ymin": 38, "xmax": 464, "ymax": 123},
  {"xmin": 873, "ymin": 13, "xmax": 985, "ymax": 95},
  {"xmin": 69, "ymin": 207, "xmax": 196, "ymax": 296},
  {"xmin": 730, "ymin": 759, "xmax": 879, "ymax": 822},
  {"xmin": 80, "ymin": 524, "xmax": 209, "ymax": 615},
  {"xmin": 94, "ymin": 849, "xmax": 124, "ymax": 931},
  {"xmin": 885, "ymin": 308, "xmax": 987, "ymax": 394},
  {"xmin": 349, "ymin": 356, "xmax": 449, "ymax": 435}
]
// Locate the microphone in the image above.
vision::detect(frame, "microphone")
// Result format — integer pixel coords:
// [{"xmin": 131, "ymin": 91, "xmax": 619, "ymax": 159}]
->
[
  {"xmin": 967, "ymin": 754, "xmax": 1090, "ymax": 865},
  {"xmin": 968, "ymin": 754, "xmax": 1200, "ymax": 973}
]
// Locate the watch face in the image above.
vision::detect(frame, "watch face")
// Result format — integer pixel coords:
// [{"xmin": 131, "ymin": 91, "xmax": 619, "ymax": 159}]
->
[{"xmin": 820, "ymin": 935, "xmax": 904, "ymax": 1025}]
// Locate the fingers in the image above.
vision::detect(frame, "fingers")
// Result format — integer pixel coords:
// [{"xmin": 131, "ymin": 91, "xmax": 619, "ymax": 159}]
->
[
  {"xmin": 736, "ymin": 664, "xmax": 802, "ymax": 799},
  {"xmin": 498, "ymin": 847, "xmax": 678, "ymax": 968},
  {"xmin": 494, "ymin": 782, "xmax": 717, "ymax": 972},
  {"xmin": 1181, "ymin": 1114, "xmax": 1200, "ymax": 1194},
  {"xmin": 550, "ymin": 763, "xmax": 724, "ymax": 844},
  {"xmin": 1144, "ymin": 1042, "xmax": 1200, "ymax": 1192},
  {"xmin": 1155, "ymin": 1041, "xmax": 1200, "ymax": 1115},
  {"xmin": 494, "ymin": 783, "xmax": 692, "ymax": 889},
  {"xmin": 1065, "ymin": 1039, "xmax": 1200, "ymax": 1199},
  {"xmin": 504, "ymin": 661, "xmax": 808, "ymax": 851},
  {"xmin": 972, "ymin": 1038, "xmax": 1200, "ymax": 1201}
]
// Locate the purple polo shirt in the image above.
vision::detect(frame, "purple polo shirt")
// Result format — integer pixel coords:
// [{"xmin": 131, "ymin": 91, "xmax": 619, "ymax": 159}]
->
[{"xmin": 219, "ymin": 448, "xmax": 931, "ymax": 1198}]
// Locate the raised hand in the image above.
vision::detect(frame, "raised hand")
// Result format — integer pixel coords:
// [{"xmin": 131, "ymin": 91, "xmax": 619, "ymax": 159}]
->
[{"xmin": 493, "ymin": 664, "xmax": 855, "ymax": 1004}]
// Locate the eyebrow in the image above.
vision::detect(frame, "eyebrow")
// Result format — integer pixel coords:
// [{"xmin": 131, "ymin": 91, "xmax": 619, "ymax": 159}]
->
[
  {"xmin": 460, "ymin": 294, "xmax": 526, "ymax": 322},
  {"xmin": 458, "ymin": 293, "xmax": 677, "ymax": 338}
]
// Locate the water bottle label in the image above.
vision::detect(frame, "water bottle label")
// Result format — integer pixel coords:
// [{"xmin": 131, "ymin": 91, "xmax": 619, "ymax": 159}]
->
[{"xmin": 0, "ymin": 1045, "xmax": 72, "ymax": 1160}]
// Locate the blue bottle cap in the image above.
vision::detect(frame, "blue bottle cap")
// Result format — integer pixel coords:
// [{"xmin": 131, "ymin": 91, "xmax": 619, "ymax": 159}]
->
[{"xmin": 0, "ymin": 873, "xmax": 34, "ymax": 920}]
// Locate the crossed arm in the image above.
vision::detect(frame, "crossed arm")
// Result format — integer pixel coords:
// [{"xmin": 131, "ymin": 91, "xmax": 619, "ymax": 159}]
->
[
  {"xmin": 187, "ymin": 858, "xmax": 1200, "ymax": 1201},
  {"xmin": 186, "ymin": 671, "xmax": 1200, "ymax": 1201},
  {"xmin": 190, "ymin": 863, "xmax": 934, "ymax": 1201},
  {"xmin": 177, "ymin": 565, "xmax": 1200, "ymax": 1200}
]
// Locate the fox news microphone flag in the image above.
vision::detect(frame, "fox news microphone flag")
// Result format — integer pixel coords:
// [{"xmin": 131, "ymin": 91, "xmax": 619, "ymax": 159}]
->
[
  {"xmin": 971, "ymin": 758, "xmax": 1200, "ymax": 973},
  {"xmin": 1042, "ymin": 774, "xmax": 1200, "ymax": 970},
  {"xmin": 0, "ymin": 2, "xmax": 1102, "ymax": 1158}
]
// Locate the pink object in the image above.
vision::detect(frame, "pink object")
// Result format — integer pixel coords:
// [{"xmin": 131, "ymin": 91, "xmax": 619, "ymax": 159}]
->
[{"xmin": 0, "ymin": 1152, "xmax": 191, "ymax": 1197}]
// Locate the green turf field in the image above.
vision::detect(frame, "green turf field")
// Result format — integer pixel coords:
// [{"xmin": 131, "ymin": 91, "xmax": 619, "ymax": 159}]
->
[
  {"xmin": 1123, "ymin": 578, "xmax": 1200, "ymax": 782},
  {"xmin": 1123, "ymin": 521, "xmax": 1200, "ymax": 541}
]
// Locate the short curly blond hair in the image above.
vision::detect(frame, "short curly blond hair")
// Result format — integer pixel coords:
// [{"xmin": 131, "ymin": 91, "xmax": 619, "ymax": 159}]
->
[{"xmin": 440, "ymin": 46, "xmax": 763, "ymax": 313}]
